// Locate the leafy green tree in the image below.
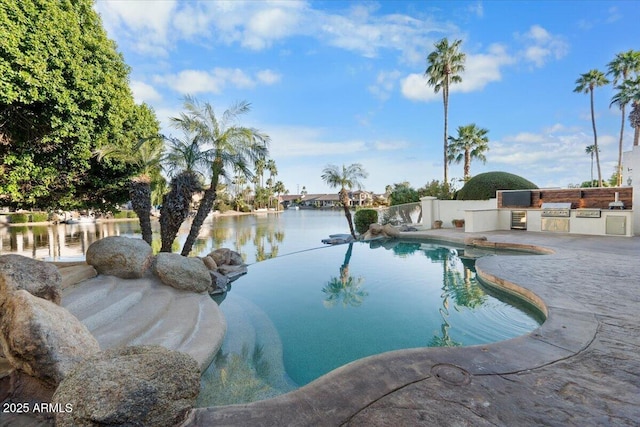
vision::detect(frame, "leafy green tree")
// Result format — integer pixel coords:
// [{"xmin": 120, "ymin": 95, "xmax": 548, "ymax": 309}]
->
[
  {"xmin": 321, "ymin": 164, "xmax": 368, "ymax": 239},
  {"xmin": 608, "ymin": 50, "xmax": 640, "ymax": 185},
  {"xmin": 574, "ymin": 69, "xmax": 610, "ymax": 187},
  {"xmin": 447, "ymin": 124, "xmax": 489, "ymax": 182},
  {"xmin": 0, "ymin": 0, "xmax": 147, "ymax": 209},
  {"xmin": 388, "ymin": 182, "xmax": 419, "ymax": 206},
  {"xmin": 425, "ymin": 38, "xmax": 466, "ymax": 188},
  {"xmin": 171, "ymin": 96, "xmax": 269, "ymax": 256},
  {"xmin": 417, "ymin": 180, "xmax": 455, "ymax": 200}
]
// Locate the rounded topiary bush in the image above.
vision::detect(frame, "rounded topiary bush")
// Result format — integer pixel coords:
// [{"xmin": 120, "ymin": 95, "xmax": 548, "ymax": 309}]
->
[
  {"xmin": 354, "ymin": 209, "xmax": 378, "ymax": 234},
  {"xmin": 456, "ymin": 172, "xmax": 537, "ymax": 200}
]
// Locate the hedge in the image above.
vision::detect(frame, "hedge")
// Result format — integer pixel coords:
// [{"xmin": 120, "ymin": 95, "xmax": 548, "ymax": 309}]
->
[
  {"xmin": 354, "ymin": 209, "xmax": 378, "ymax": 234},
  {"xmin": 456, "ymin": 171, "xmax": 538, "ymax": 200}
]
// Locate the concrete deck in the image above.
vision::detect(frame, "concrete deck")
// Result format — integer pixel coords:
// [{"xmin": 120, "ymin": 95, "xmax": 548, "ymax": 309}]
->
[{"xmin": 184, "ymin": 229, "xmax": 640, "ymax": 426}]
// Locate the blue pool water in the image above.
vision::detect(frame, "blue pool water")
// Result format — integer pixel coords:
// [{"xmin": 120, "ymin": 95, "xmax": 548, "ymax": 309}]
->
[{"xmin": 202, "ymin": 238, "xmax": 542, "ymax": 404}]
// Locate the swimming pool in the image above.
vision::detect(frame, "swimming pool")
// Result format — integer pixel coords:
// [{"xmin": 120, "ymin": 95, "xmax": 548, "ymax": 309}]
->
[{"xmin": 197, "ymin": 239, "xmax": 543, "ymax": 406}]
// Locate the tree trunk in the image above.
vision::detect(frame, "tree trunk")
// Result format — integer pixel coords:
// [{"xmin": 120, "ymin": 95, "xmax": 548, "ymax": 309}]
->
[
  {"xmin": 340, "ymin": 188, "xmax": 356, "ymax": 239},
  {"xmin": 159, "ymin": 171, "xmax": 199, "ymax": 253},
  {"xmin": 590, "ymin": 89, "xmax": 602, "ymax": 187},
  {"xmin": 181, "ymin": 180, "xmax": 217, "ymax": 256},
  {"xmin": 129, "ymin": 177, "xmax": 153, "ymax": 245},
  {"xmin": 442, "ymin": 83, "xmax": 449, "ymax": 188},
  {"xmin": 463, "ymin": 149, "xmax": 470, "ymax": 181},
  {"xmin": 617, "ymin": 104, "xmax": 626, "ymax": 186}
]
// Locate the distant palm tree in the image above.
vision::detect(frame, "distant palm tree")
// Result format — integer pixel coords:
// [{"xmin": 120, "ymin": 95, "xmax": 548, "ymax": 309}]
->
[
  {"xmin": 95, "ymin": 137, "xmax": 164, "ymax": 245},
  {"xmin": 447, "ymin": 124, "xmax": 489, "ymax": 181},
  {"xmin": 585, "ymin": 144, "xmax": 598, "ymax": 184},
  {"xmin": 425, "ymin": 38, "xmax": 466, "ymax": 188},
  {"xmin": 321, "ymin": 164, "xmax": 368, "ymax": 239},
  {"xmin": 607, "ymin": 50, "xmax": 640, "ymax": 185},
  {"xmin": 574, "ymin": 69, "xmax": 610, "ymax": 187},
  {"xmin": 170, "ymin": 97, "xmax": 269, "ymax": 256}
]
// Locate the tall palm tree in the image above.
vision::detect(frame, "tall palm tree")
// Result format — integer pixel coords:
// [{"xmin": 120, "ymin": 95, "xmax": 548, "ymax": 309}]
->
[
  {"xmin": 612, "ymin": 76, "xmax": 640, "ymax": 148},
  {"xmin": 574, "ymin": 69, "xmax": 610, "ymax": 187},
  {"xmin": 95, "ymin": 137, "xmax": 164, "ymax": 245},
  {"xmin": 447, "ymin": 124, "xmax": 489, "ymax": 181},
  {"xmin": 607, "ymin": 50, "xmax": 640, "ymax": 185},
  {"xmin": 425, "ymin": 38, "xmax": 466, "ymax": 188},
  {"xmin": 171, "ymin": 96, "xmax": 269, "ymax": 256},
  {"xmin": 321, "ymin": 163, "xmax": 368, "ymax": 239},
  {"xmin": 585, "ymin": 144, "xmax": 598, "ymax": 185}
]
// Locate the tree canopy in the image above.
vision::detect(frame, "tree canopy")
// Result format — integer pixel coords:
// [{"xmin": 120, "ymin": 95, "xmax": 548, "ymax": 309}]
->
[{"xmin": 0, "ymin": 0, "xmax": 158, "ymax": 210}]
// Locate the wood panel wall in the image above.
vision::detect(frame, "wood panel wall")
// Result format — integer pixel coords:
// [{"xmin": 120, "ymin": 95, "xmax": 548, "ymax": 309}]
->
[{"xmin": 498, "ymin": 187, "xmax": 633, "ymax": 209}]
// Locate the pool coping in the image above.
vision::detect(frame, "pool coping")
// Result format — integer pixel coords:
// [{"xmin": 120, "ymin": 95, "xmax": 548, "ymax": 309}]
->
[{"xmin": 184, "ymin": 229, "xmax": 639, "ymax": 426}]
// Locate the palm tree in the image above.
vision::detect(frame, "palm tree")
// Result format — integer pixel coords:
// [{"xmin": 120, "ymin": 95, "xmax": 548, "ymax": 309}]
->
[
  {"xmin": 425, "ymin": 38, "xmax": 466, "ymax": 188},
  {"xmin": 159, "ymin": 131, "xmax": 209, "ymax": 252},
  {"xmin": 585, "ymin": 144, "xmax": 598, "ymax": 184},
  {"xmin": 95, "ymin": 137, "xmax": 164, "ymax": 245},
  {"xmin": 607, "ymin": 50, "xmax": 640, "ymax": 185},
  {"xmin": 612, "ymin": 76, "xmax": 640, "ymax": 148},
  {"xmin": 447, "ymin": 124, "xmax": 489, "ymax": 181},
  {"xmin": 574, "ymin": 69, "xmax": 610, "ymax": 187},
  {"xmin": 171, "ymin": 96, "xmax": 269, "ymax": 256},
  {"xmin": 321, "ymin": 164, "xmax": 368, "ymax": 239}
]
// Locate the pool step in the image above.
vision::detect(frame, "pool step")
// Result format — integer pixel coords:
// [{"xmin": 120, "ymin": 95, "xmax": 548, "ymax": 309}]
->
[{"xmin": 61, "ymin": 274, "xmax": 224, "ymax": 372}]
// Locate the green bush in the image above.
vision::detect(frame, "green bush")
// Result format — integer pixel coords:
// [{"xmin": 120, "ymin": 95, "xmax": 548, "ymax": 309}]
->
[
  {"xmin": 456, "ymin": 172, "xmax": 538, "ymax": 200},
  {"xmin": 113, "ymin": 210, "xmax": 129, "ymax": 219},
  {"xmin": 126, "ymin": 210, "xmax": 137, "ymax": 218},
  {"xmin": 30, "ymin": 212, "xmax": 49, "ymax": 222},
  {"xmin": 9, "ymin": 213, "xmax": 29, "ymax": 223},
  {"xmin": 354, "ymin": 209, "xmax": 378, "ymax": 234}
]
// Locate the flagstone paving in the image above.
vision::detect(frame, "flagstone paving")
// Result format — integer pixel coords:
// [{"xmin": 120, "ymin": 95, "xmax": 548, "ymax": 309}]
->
[{"xmin": 184, "ymin": 229, "xmax": 640, "ymax": 426}]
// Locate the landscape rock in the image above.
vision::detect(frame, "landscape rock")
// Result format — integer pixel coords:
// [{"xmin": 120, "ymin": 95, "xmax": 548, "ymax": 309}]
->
[
  {"xmin": 228, "ymin": 250, "xmax": 245, "ymax": 266},
  {"xmin": 360, "ymin": 223, "xmax": 400, "ymax": 241},
  {"xmin": 208, "ymin": 248, "xmax": 231, "ymax": 266},
  {"xmin": 464, "ymin": 236, "xmax": 488, "ymax": 246},
  {"xmin": 86, "ymin": 236, "xmax": 152, "ymax": 279},
  {"xmin": 153, "ymin": 253, "xmax": 211, "ymax": 293},
  {"xmin": 210, "ymin": 271, "xmax": 230, "ymax": 295},
  {"xmin": 53, "ymin": 345, "xmax": 200, "ymax": 427},
  {"xmin": 0, "ymin": 290, "xmax": 100, "ymax": 387},
  {"xmin": 217, "ymin": 264, "xmax": 248, "ymax": 277},
  {"xmin": 201, "ymin": 255, "xmax": 218, "ymax": 271},
  {"xmin": 0, "ymin": 254, "xmax": 62, "ymax": 304}
]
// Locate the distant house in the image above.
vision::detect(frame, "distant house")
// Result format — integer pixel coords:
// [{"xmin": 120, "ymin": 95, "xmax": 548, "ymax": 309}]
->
[{"xmin": 350, "ymin": 190, "xmax": 373, "ymax": 207}]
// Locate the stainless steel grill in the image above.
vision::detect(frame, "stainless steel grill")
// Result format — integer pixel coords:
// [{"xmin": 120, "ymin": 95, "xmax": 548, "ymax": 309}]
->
[{"xmin": 541, "ymin": 202, "xmax": 571, "ymax": 217}]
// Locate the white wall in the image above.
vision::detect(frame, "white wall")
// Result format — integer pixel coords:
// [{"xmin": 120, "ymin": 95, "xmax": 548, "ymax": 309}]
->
[
  {"xmin": 622, "ymin": 146, "xmax": 640, "ymax": 235},
  {"xmin": 421, "ymin": 197, "xmax": 497, "ymax": 229}
]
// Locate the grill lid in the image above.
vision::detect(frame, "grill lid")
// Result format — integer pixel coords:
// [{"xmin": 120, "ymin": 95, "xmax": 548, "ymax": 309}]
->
[{"xmin": 541, "ymin": 202, "xmax": 571, "ymax": 209}]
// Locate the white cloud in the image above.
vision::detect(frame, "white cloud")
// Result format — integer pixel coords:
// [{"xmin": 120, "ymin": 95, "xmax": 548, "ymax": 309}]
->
[
  {"xmin": 256, "ymin": 69, "xmax": 282, "ymax": 85},
  {"xmin": 517, "ymin": 25, "xmax": 569, "ymax": 67},
  {"xmin": 268, "ymin": 126, "xmax": 368, "ymax": 158},
  {"xmin": 156, "ymin": 68, "xmax": 280, "ymax": 95},
  {"xmin": 130, "ymin": 81, "xmax": 162, "ymax": 103},
  {"xmin": 374, "ymin": 140, "xmax": 409, "ymax": 151},
  {"xmin": 368, "ymin": 70, "xmax": 402, "ymax": 100}
]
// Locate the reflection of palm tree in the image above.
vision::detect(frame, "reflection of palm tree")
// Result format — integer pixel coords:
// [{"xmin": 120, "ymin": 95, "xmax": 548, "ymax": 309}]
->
[{"xmin": 322, "ymin": 243, "xmax": 368, "ymax": 308}]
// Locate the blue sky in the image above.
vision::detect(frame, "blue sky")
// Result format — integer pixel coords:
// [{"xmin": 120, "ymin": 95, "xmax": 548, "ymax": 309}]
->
[{"xmin": 94, "ymin": 0, "xmax": 639, "ymax": 194}]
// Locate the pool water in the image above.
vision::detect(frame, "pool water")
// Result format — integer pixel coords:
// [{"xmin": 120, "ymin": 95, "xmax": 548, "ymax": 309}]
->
[{"xmin": 198, "ymin": 239, "xmax": 543, "ymax": 406}]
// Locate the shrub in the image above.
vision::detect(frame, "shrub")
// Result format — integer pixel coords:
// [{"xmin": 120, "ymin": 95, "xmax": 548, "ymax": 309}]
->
[
  {"xmin": 126, "ymin": 210, "xmax": 137, "ymax": 218},
  {"xmin": 113, "ymin": 210, "xmax": 129, "ymax": 219},
  {"xmin": 9, "ymin": 213, "xmax": 29, "ymax": 223},
  {"xmin": 30, "ymin": 212, "xmax": 49, "ymax": 222},
  {"xmin": 354, "ymin": 209, "xmax": 378, "ymax": 234},
  {"xmin": 456, "ymin": 172, "xmax": 537, "ymax": 200}
]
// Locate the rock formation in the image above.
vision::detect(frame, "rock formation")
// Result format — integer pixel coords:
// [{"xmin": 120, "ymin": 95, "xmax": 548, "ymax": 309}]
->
[
  {"xmin": 360, "ymin": 223, "xmax": 400, "ymax": 241},
  {"xmin": 0, "ymin": 290, "xmax": 100, "ymax": 387},
  {"xmin": 86, "ymin": 236, "xmax": 152, "ymax": 278},
  {"xmin": 0, "ymin": 254, "xmax": 62, "ymax": 304},
  {"xmin": 53, "ymin": 345, "xmax": 200, "ymax": 427},
  {"xmin": 153, "ymin": 252, "xmax": 212, "ymax": 293}
]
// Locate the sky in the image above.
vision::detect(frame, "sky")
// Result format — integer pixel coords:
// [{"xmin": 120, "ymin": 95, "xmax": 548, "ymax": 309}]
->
[{"xmin": 94, "ymin": 0, "xmax": 640, "ymax": 194}]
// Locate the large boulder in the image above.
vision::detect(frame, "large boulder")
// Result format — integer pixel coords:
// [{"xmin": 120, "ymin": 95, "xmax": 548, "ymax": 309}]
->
[
  {"xmin": 0, "ymin": 290, "xmax": 100, "ymax": 387},
  {"xmin": 0, "ymin": 254, "xmax": 62, "ymax": 304},
  {"xmin": 86, "ymin": 236, "xmax": 152, "ymax": 279},
  {"xmin": 360, "ymin": 223, "xmax": 400, "ymax": 241},
  {"xmin": 53, "ymin": 345, "xmax": 200, "ymax": 427},
  {"xmin": 153, "ymin": 253, "xmax": 212, "ymax": 293}
]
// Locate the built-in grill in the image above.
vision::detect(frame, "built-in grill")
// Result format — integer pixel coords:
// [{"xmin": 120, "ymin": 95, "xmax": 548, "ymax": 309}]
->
[{"xmin": 541, "ymin": 202, "xmax": 571, "ymax": 217}]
